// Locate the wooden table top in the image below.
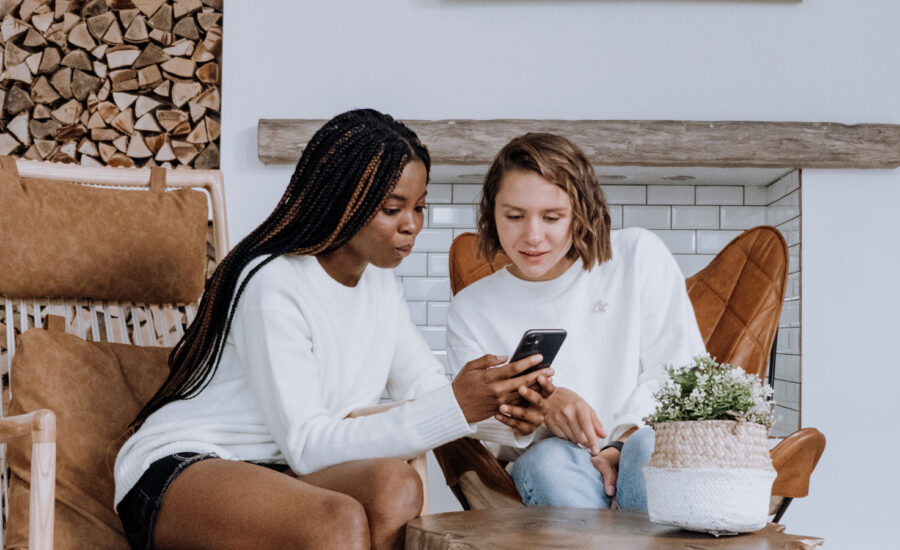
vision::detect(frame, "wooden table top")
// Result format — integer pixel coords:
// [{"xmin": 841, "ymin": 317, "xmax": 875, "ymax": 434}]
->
[{"xmin": 406, "ymin": 508, "xmax": 824, "ymax": 550}]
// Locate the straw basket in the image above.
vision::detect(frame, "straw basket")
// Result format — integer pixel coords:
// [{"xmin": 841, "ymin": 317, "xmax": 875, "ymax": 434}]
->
[{"xmin": 643, "ymin": 420, "xmax": 776, "ymax": 534}]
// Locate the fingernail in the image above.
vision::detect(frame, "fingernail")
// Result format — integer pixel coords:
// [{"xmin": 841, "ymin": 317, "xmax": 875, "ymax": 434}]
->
[
  {"xmin": 499, "ymin": 404, "xmax": 508, "ymax": 413},
  {"xmin": 532, "ymin": 354, "xmax": 543, "ymax": 363}
]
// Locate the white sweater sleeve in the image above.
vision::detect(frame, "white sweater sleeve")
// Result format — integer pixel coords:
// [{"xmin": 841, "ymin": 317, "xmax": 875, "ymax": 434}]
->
[
  {"xmin": 232, "ymin": 299, "xmax": 473, "ymax": 475},
  {"xmin": 607, "ymin": 231, "xmax": 707, "ymax": 441}
]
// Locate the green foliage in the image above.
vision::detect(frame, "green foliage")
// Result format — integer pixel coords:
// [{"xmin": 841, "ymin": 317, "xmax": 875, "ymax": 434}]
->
[{"xmin": 646, "ymin": 354, "xmax": 775, "ymax": 426}]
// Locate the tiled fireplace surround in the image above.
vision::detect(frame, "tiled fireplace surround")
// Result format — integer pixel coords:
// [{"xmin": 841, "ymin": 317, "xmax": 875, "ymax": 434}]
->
[{"xmin": 398, "ymin": 171, "xmax": 802, "ymax": 437}]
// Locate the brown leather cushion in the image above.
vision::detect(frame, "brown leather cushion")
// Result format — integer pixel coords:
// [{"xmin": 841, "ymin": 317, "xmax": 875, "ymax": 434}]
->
[
  {"xmin": 0, "ymin": 157, "xmax": 208, "ymax": 304},
  {"xmin": 6, "ymin": 327, "xmax": 171, "ymax": 550},
  {"xmin": 449, "ymin": 233, "xmax": 511, "ymax": 295}
]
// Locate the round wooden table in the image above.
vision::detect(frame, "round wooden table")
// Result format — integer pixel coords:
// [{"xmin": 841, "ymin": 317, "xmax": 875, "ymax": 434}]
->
[{"xmin": 406, "ymin": 508, "xmax": 823, "ymax": 549}]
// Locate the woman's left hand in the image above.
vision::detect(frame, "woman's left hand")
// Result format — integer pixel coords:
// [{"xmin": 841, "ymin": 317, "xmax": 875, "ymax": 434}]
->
[
  {"xmin": 494, "ymin": 374, "xmax": 553, "ymax": 436},
  {"xmin": 590, "ymin": 446, "xmax": 621, "ymax": 498}
]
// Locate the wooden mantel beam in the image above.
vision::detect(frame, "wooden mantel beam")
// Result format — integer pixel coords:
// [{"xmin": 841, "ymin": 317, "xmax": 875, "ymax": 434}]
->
[{"xmin": 258, "ymin": 119, "xmax": 900, "ymax": 169}]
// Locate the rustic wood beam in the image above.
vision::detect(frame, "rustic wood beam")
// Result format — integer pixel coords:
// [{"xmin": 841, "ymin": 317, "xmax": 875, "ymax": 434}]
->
[{"xmin": 258, "ymin": 119, "xmax": 900, "ymax": 169}]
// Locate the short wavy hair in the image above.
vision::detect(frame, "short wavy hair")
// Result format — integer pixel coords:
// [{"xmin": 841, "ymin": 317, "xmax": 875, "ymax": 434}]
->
[{"xmin": 477, "ymin": 133, "xmax": 612, "ymax": 268}]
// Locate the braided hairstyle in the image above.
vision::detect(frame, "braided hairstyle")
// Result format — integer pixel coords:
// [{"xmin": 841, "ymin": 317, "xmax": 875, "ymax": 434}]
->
[{"xmin": 131, "ymin": 109, "xmax": 430, "ymax": 430}]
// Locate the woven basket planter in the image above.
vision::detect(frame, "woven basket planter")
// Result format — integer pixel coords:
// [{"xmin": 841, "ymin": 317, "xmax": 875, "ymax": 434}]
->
[{"xmin": 643, "ymin": 420, "xmax": 776, "ymax": 534}]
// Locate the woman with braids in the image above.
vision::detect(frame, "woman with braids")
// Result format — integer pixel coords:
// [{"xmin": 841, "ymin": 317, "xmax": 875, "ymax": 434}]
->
[{"xmin": 114, "ymin": 109, "xmax": 554, "ymax": 550}]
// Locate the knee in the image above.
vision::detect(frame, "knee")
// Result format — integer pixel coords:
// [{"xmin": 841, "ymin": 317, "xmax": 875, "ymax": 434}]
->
[
  {"xmin": 366, "ymin": 458, "xmax": 424, "ymax": 522},
  {"xmin": 310, "ymin": 493, "xmax": 370, "ymax": 550},
  {"xmin": 510, "ymin": 437, "xmax": 578, "ymax": 489},
  {"xmin": 621, "ymin": 427, "xmax": 655, "ymax": 465}
]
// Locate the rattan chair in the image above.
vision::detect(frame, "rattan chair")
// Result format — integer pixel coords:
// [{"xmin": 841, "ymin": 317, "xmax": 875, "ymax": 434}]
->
[{"xmin": 434, "ymin": 227, "xmax": 825, "ymax": 523}]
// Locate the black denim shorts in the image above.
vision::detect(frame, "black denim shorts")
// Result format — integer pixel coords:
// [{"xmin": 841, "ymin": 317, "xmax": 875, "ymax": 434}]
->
[{"xmin": 117, "ymin": 452, "xmax": 291, "ymax": 550}]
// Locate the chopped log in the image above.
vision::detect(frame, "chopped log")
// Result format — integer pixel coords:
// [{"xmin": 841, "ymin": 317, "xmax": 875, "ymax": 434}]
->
[
  {"xmin": 71, "ymin": 69, "xmax": 101, "ymax": 101},
  {"xmin": 61, "ymin": 49, "xmax": 93, "ymax": 71},
  {"xmin": 91, "ymin": 127, "xmax": 118, "ymax": 141},
  {"xmin": 1, "ymin": 16, "xmax": 29, "ymax": 42},
  {"xmin": 195, "ymin": 61, "xmax": 218, "ymax": 84},
  {"xmin": 147, "ymin": 3, "xmax": 172, "ymax": 30},
  {"xmin": 33, "ymin": 103, "xmax": 51, "ymax": 119},
  {"xmin": 78, "ymin": 136, "xmax": 98, "ymax": 156},
  {"xmin": 23, "ymin": 28, "xmax": 48, "ymax": 47},
  {"xmin": 22, "ymin": 144, "xmax": 42, "ymax": 160},
  {"xmin": 80, "ymin": 153, "xmax": 103, "ymax": 166},
  {"xmin": 86, "ymin": 11, "xmax": 115, "ymax": 39},
  {"xmin": 80, "ymin": 0, "xmax": 108, "ymax": 18},
  {"xmin": 86, "ymin": 92, "xmax": 99, "ymax": 111},
  {"xmin": 0, "ymin": 0, "xmax": 22, "ymax": 18},
  {"xmin": 91, "ymin": 43, "xmax": 108, "ymax": 59},
  {"xmin": 123, "ymin": 14, "xmax": 148, "ymax": 43},
  {"xmin": 79, "ymin": 108, "xmax": 90, "ymax": 126},
  {"xmin": 35, "ymin": 138, "xmax": 56, "ymax": 159},
  {"xmin": 172, "ymin": 15, "xmax": 198, "ymax": 40},
  {"xmin": 98, "ymin": 141, "xmax": 116, "ymax": 161},
  {"xmin": 160, "ymin": 57, "xmax": 194, "ymax": 77},
  {"xmin": 5, "ymin": 42, "xmax": 30, "ymax": 67},
  {"xmin": 152, "ymin": 78, "xmax": 170, "ymax": 97},
  {"xmin": 190, "ymin": 39, "xmax": 213, "ymax": 62},
  {"xmin": 32, "ymin": 11, "xmax": 53, "ymax": 32},
  {"xmin": 171, "ymin": 139, "xmax": 197, "ymax": 163},
  {"xmin": 9, "ymin": 111, "xmax": 30, "ymax": 145},
  {"xmin": 50, "ymin": 98, "xmax": 82, "ymax": 125},
  {"xmin": 132, "ymin": 43, "xmax": 169, "ymax": 68},
  {"xmin": 0, "ymin": 86, "xmax": 5, "ymax": 112},
  {"xmin": 58, "ymin": 139, "xmax": 77, "ymax": 158},
  {"xmin": 93, "ymin": 60, "xmax": 107, "ymax": 78},
  {"xmin": 48, "ymin": 149, "xmax": 79, "ymax": 163},
  {"xmin": 44, "ymin": 25, "xmax": 66, "ymax": 48},
  {"xmin": 155, "ymin": 138, "xmax": 175, "ymax": 161},
  {"xmin": 156, "ymin": 108, "xmax": 188, "ymax": 131},
  {"xmin": 25, "ymin": 52, "xmax": 43, "ymax": 74},
  {"xmin": 68, "ymin": 22, "xmax": 97, "ymax": 49},
  {"xmin": 111, "ymin": 107, "xmax": 134, "ymax": 134},
  {"xmin": 173, "ymin": 0, "xmax": 201, "ymax": 18},
  {"xmin": 186, "ymin": 118, "xmax": 206, "ymax": 143},
  {"xmin": 133, "ymin": 0, "xmax": 165, "ymax": 17},
  {"xmin": 50, "ymin": 66, "xmax": 72, "ymax": 98},
  {"xmin": 37, "ymin": 46, "xmax": 60, "ymax": 73},
  {"xmin": 118, "ymin": 8, "xmax": 139, "ymax": 29},
  {"xmin": 202, "ymin": 24, "xmax": 221, "ymax": 55},
  {"xmin": 110, "ymin": 68, "xmax": 139, "ymax": 91},
  {"xmin": 135, "ymin": 94, "xmax": 160, "ymax": 117},
  {"xmin": 187, "ymin": 100, "xmax": 204, "ymax": 121},
  {"xmin": 87, "ymin": 110, "xmax": 105, "ymax": 128},
  {"xmin": 19, "ymin": 0, "xmax": 46, "ymax": 20},
  {"xmin": 97, "ymin": 77, "xmax": 110, "ymax": 100},
  {"xmin": 106, "ymin": 45, "xmax": 141, "ymax": 68},
  {"xmin": 61, "ymin": 12, "xmax": 80, "ymax": 33},
  {"xmin": 29, "ymin": 118, "xmax": 60, "ymax": 139},
  {"xmin": 107, "ymin": 152, "xmax": 135, "ymax": 167},
  {"xmin": 202, "ymin": 0, "xmax": 223, "ymax": 10},
  {"xmin": 5, "ymin": 84, "xmax": 33, "ymax": 113},
  {"xmin": 144, "ymin": 131, "xmax": 165, "ymax": 153},
  {"xmin": 112, "ymin": 91, "xmax": 137, "ymax": 109},
  {"xmin": 137, "ymin": 63, "xmax": 162, "ymax": 87},
  {"xmin": 170, "ymin": 80, "xmax": 201, "ymax": 106},
  {"xmin": 135, "ymin": 112, "xmax": 161, "ymax": 131},
  {"xmin": 197, "ymin": 11, "xmax": 221, "ymax": 31},
  {"xmin": 0, "ymin": 132, "xmax": 21, "ymax": 154},
  {"xmin": 109, "ymin": 0, "xmax": 137, "ymax": 10},
  {"xmin": 193, "ymin": 86, "xmax": 218, "ymax": 111},
  {"xmin": 30, "ymin": 75, "xmax": 59, "ymax": 104},
  {"xmin": 148, "ymin": 29, "xmax": 174, "ymax": 45},
  {"xmin": 126, "ymin": 132, "xmax": 152, "ymax": 157},
  {"xmin": 1, "ymin": 62, "xmax": 33, "ymax": 84},
  {"xmin": 113, "ymin": 133, "xmax": 128, "ymax": 152},
  {"xmin": 193, "ymin": 142, "xmax": 218, "ymax": 169},
  {"xmin": 102, "ymin": 20, "xmax": 123, "ymax": 43},
  {"xmin": 54, "ymin": 123, "xmax": 86, "ymax": 141},
  {"xmin": 205, "ymin": 116, "xmax": 219, "ymax": 141},
  {"xmin": 98, "ymin": 101, "xmax": 119, "ymax": 122},
  {"xmin": 163, "ymin": 38, "xmax": 193, "ymax": 57}
]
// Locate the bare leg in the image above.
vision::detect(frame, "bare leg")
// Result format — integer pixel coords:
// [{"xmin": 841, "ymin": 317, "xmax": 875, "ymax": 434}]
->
[
  {"xmin": 299, "ymin": 458, "xmax": 424, "ymax": 550},
  {"xmin": 154, "ymin": 459, "xmax": 370, "ymax": 550}
]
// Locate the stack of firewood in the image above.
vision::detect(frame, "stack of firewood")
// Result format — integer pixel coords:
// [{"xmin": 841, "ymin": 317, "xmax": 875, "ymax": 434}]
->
[{"xmin": 0, "ymin": 0, "xmax": 221, "ymax": 169}]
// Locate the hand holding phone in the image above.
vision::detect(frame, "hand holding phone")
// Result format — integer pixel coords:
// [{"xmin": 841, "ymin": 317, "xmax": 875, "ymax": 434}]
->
[{"xmin": 510, "ymin": 329, "xmax": 567, "ymax": 378}]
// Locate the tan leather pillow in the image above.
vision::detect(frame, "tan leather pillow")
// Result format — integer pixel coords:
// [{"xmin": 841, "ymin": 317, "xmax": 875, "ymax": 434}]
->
[
  {"xmin": 5, "ymin": 327, "xmax": 171, "ymax": 550},
  {"xmin": 0, "ymin": 156, "xmax": 208, "ymax": 304}
]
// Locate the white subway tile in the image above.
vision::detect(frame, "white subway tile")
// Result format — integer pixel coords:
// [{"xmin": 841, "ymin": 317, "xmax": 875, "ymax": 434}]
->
[
  {"xmin": 696, "ymin": 230, "xmax": 742, "ymax": 254},
  {"xmin": 767, "ymin": 171, "xmax": 800, "ymax": 204},
  {"xmin": 780, "ymin": 299, "xmax": 800, "ymax": 328},
  {"xmin": 776, "ymin": 217, "xmax": 800, "ymax": 247},
  {"xmin": 720, "ymin": 206, "xmax": 766, "ymax": 229},
  {"xmin": 427, "ymin": 184, "xmax": 453, "ymax": 204},
  {"xmin": 672, "ymin": 206, "xmax": 719, "ymax": 229},
  {"xmin": 430, "ymin": 205, "xmax": 476, "ymax": 228},
  {"xmin": 696, "ymin": 186, "xmax": 743, "ymax": 205},
  {"xmin": 406, "ymin": 301, "xmax": 427, "ymax": 325},
  {"xmin": 673, "ymin": 254, "xmax": 715, "ymax": 277},
  {"xmin": 413, "ymin": 229, "xmax": 454, "ymax": 252},
  {"xmin": 403, "ymin": 277, "xmax": 451, "ymax": 301},
  {"xmin": 603, "ymin": 185, "xmax": 646, "ymax": 205},
  {"xmin": 623, "ymin": 205, "xmax": 670, "ymax": 229},
  {"xmin": 394, "ymin": 253, "xmax": 428, "ymax": 276},
  {"xmin": 609, "ymin": 205, "xmax": 623, "ymax": 229},
  {"xmin": 774, "ymin": 380, "xmax": 800, "ymax": 410},
  {"xmin": 776, "ymin": 327, "xmax": 801, "ymax": 354},
  {"xmin": 743, "ymin": 186, "xmax": 767, "ymax": 205},
  {"xmin": 647, "ymin": 185, "xmax": 694, "ymax": 205},
  {"xmin": 432, "ymin": 350, "xmax": 450, "ymax": 371},
  {"xmin": 771, "ymin": 406, "xmax": 799, "ymax": 437},
  {"xmin": 453, "ymin": 184, "xmax": 482, "ymax": 204},
  {"xmin": 419, "ymin": 326, "xmax": 447, "ymax": 350},
  {"xmin": 767, "ymin": 190, "xmax": 800, "ymax": 226},
  {"xmin": 428, "ymin": 302, "xmax": 449, "ymax": 326},
  {"xmin": 785, "ymin": 272, "xmax": 800, "ymax": 301},
  {"xmin": 653, "ymin": 230, "xmax": 696, "ymax": 254},
  {"xmin": 428, "ymin": 253, "xmax": 449, "ymax": 277},
  {"xmin": 789, "ymin": 243, "xmax": 800, "ymax": 274},
  {"xmin": 773, "ymin": 353, "xmax": 800, "ymax": 383}
]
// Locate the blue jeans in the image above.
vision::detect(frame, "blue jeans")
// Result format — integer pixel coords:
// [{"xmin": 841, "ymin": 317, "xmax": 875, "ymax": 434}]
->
[{"xmin": 509, "ymin": 427, "xmax": 655, "ymax": 510}]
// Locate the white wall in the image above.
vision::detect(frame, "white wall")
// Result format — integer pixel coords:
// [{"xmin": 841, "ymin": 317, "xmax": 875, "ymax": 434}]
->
[{"xmin": 221, "ymin": 0, "xmax": 900, "ymax": 542}]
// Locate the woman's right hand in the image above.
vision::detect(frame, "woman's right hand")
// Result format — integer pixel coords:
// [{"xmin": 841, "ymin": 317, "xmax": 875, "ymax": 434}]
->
[
  {"xmin": 452, "ymin": 354, "xmax": 554, "ymax": 424},
  {"xmin": 544, "ymin": 387, "xmax": 607, "ymax": 455}
]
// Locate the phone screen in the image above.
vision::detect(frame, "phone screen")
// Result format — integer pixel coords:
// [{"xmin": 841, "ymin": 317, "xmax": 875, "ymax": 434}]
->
[{"xmin": 510, "ymin": 329, "xmax": 567, "ymax": 377}]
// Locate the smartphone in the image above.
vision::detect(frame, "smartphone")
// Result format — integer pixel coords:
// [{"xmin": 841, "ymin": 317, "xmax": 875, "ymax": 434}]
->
[{"xmin": 509, "ymin": 329, "xmax": 567, "ymax": 377}]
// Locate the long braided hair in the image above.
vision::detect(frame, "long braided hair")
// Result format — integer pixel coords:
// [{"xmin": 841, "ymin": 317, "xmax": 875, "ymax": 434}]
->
[{"xmin": 131, "ymin": 109, "xmax": 431, "ymax": 430}]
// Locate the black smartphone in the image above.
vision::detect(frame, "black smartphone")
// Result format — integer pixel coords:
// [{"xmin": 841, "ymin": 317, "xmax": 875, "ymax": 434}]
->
[{"xmin": 509, "ymin": 329, "xmax": 567, "ymax": 377}]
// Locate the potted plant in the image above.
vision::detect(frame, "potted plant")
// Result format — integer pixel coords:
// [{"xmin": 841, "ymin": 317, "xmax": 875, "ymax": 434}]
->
[{"xmin": 643, "ymin": 354, "xmax": 776, "ymax": 534}]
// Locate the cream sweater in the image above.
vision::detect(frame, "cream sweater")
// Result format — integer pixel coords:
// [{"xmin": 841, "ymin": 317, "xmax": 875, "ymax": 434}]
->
[
  {"xmin": 115, "ymin": 255, "xmax": 477, "ymax": 506},
  {"xmin": 447, "ymin": 227, "xmax": 706, "ymax": 457}
]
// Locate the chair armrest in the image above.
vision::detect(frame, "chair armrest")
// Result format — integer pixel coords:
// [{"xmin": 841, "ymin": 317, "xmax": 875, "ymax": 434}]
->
[
  {"xmin": 0, "ymin": 409, "xmax": 56, "ymax": 550},
  {"xmin": 770, "ymin": 427, "xmax": 826, "ymax": 498}
]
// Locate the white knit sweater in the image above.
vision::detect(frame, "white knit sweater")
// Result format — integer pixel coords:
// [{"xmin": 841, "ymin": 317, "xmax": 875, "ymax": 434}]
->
[
  {"xmin": 447, "ymin": 227, "xmax": 706, "ymax": 457},
  {"xmin": 115, "ymin": 255, "xmax": 477, "ymax": 507}
]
